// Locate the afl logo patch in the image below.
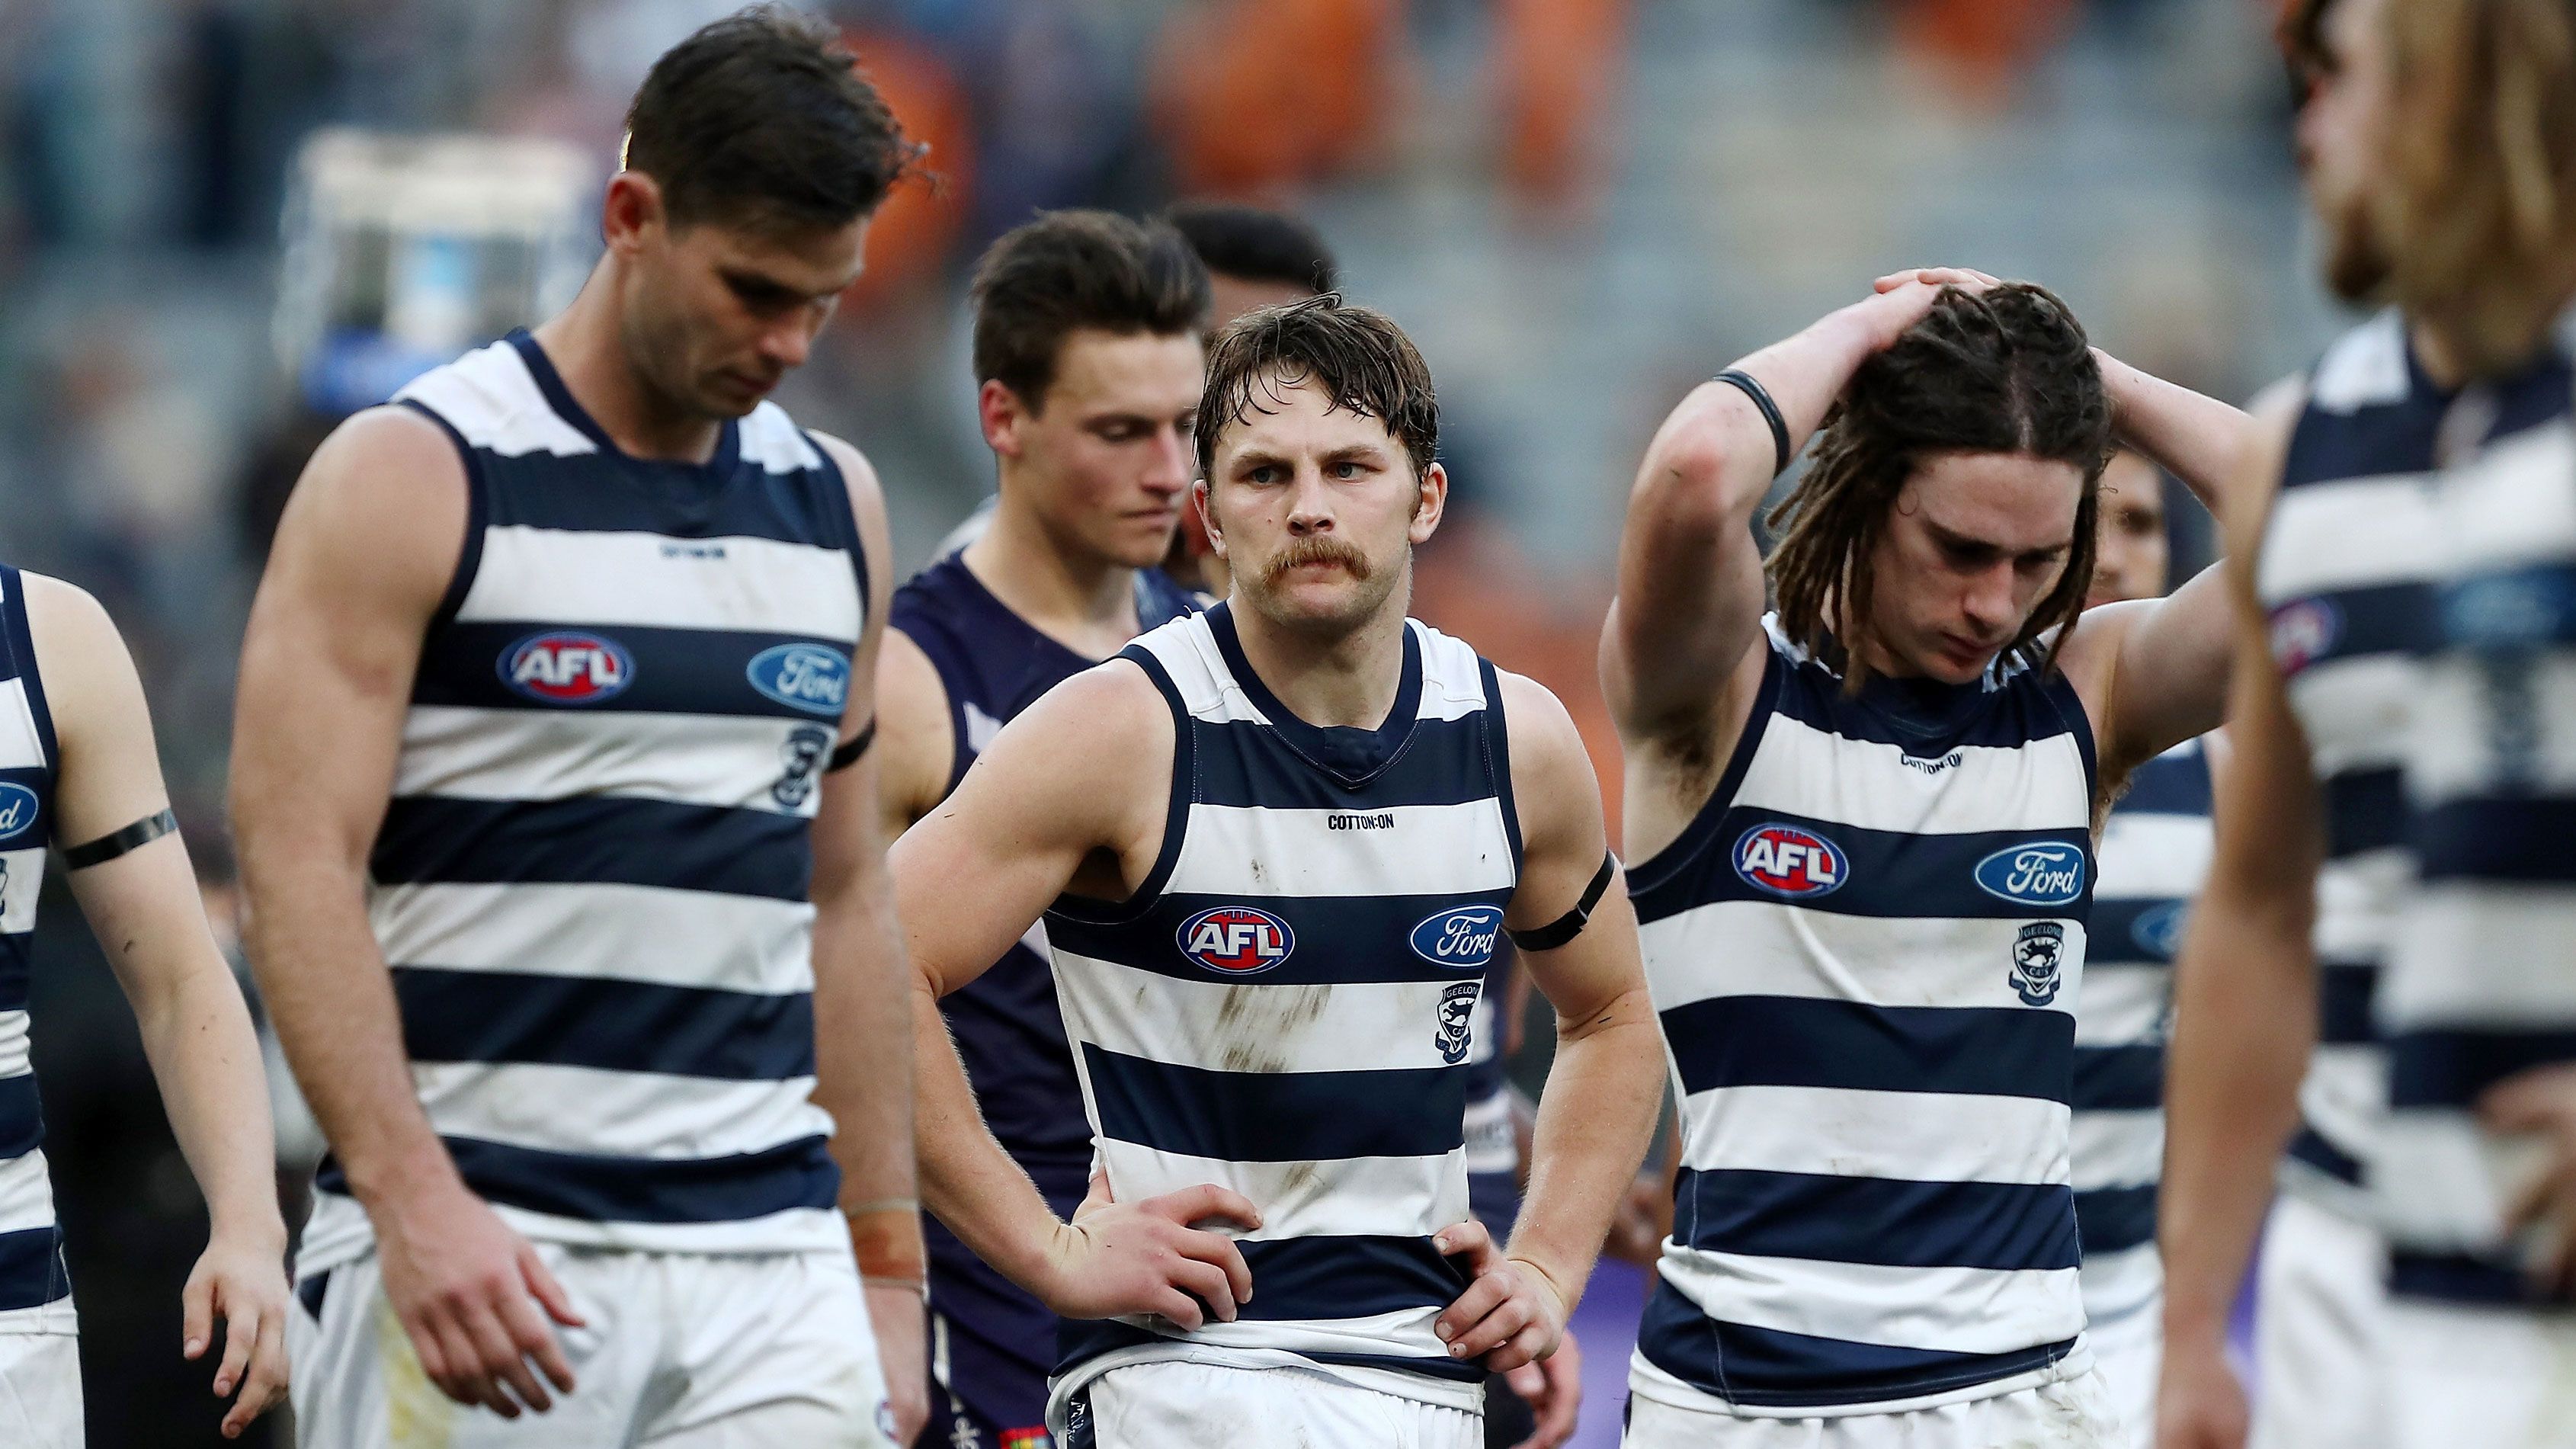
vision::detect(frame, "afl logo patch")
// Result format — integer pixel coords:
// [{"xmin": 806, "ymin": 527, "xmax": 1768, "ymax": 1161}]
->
[
  {"xmin": 500, "ymin": 631, "xmax": 633, "ymax": 704},
  {"xmin": 2267, "ymin": 597, "xmax": 2341, "ymax": 675},
  {"xmin": 0, "ymin": 783, "xmax": 37, "ymax": 844},
  {"xmin": 2130, "ymin": 900, "xmax": 2189, "ymax": 960},
  {"xmin": 1733, "ymin": 823, "xmax": 1846, "ymax": 898},
  {"xmin": 746, "ymin": 643, "xmax": 851, "ymax": 716},
  {"xmin": 1974, "ymin": 842, "xmax": 2087, "ymax": 906},
  {"xmin": 1178, "ymin": 906, "xmax": 1294, "ymax": 976},
  {"xmin": 1411, "ymin": 906, "xmax": 1505, "ymax": 970}
]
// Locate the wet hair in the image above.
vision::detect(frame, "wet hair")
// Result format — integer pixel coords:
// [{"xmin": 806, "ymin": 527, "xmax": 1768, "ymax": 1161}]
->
[
  {"xmin": 1196, "ymin": 293, "xmax": 1437, "ymax": 484},
  {"xmin": 1764, "ymin": 283, "xmax": 2111, "ymax": 689},
  {"xmin": 623, "ymin": 5, "xmax": 917, "ymax": 233},
  {"xmin": 969, "ymin": 210, "xmax": 1211, "ymax": 411},
  {"xmin": 1161, "ymin": 202, "xmax": 1339, "ymax": 294}
]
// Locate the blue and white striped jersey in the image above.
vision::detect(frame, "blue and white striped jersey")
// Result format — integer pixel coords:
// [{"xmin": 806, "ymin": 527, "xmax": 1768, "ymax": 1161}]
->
[
  {"xmin": 1042, "ymin": 604, "xmax": 1520, "ymax": 1422},
  {"xmin": 0, "ymin": 567, "xmax": 71, "ymax": 1314},
  {"xmin": 1629, "ymin": 615, "xmax": 2097, "ymax": 1417},
  {"xmin": 2072, "ymin": 739, "xmax": 2211, "ymax": 1330},
  {"xmin": 2259, "ymin": 309, "xmax": 2447, "ymax": 1215},
  {"xmin": 2379, "ymin": 324, "xmax": 2576, "ymax": 1313},
  {"xmin": 297, "ymin": 332, "xmax": 869, "ymax": 1274}
]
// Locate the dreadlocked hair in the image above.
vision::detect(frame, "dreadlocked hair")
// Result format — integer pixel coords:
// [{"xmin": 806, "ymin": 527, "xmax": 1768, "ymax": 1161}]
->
[{"xmin": 1763, "ymin": 282, "xmax": 2111, "ymax": 693}]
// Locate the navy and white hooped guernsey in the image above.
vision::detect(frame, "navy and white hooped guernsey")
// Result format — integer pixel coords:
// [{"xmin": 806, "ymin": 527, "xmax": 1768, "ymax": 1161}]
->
[
  {"xmin": 2379, "ymin": 317, "xmax": 2576, "ymax": 1313},
  {"xmin": 2071, "ymin": 738, "xmax": 2212, "ymax": 1332},
  {"xmin": 1042, "ymin": 604, "xmax": 1520, "ymax": 1425},
  {"xmin": 298, "ymin": 332, "xmax": 869, "ymax": 1274},
  {"xmin": 2257, "ymin": 308, "xmax": 2446, "ymax": 1217},
  {"xmin": 1629, "ymin": 614, "xmax": 2097, "ymax": 1417},
  {"xmin": 0, "ymin": 568, "xmax": 72, "ymax": 1316}
]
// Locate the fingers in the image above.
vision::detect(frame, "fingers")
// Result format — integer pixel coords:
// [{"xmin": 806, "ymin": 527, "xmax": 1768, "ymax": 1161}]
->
[
  {"xmin": 1505, "ymin": 1361, "xmax": 1545, "ymax": 1400},
  {"xmin": 460, "ymin": 1298, "xmax": 549, "ymax": 1415},
  {"xmin": 1164, "ymin": 1255, "xmax": 1242, "ymax": 1326},
  {"xmin": 1169, "ymin": 1225, "xmax": 1254, "ymax": 1310},
  {"xmin": 1433, "ymin": 1265, "xmax": 1509, "ymax": 1353},
  {"xmin": 1434, "ymin": 1220, "xmax": 1500, "ymax": 1273},
  {"xmin": 1482, "ymin": 1315, "xmax": 1552, "ymax": 1374},
  {"xmin": 514, "ymin": 1247, "xmax": 581, "ymax": 1390},
  {"xmin": 212, "ymin": 1297, "xmax": 256, "ymax": 1400},
  {"xmin": 220, "ymin": 1307, "xmax": 291, "ymax": 1439},
  {"xmin": 182, "ymin": 1273, "xmax": 214, "ymax": 1361},
  {"xmin": 1440, "ymin": 1277, "xmax": 1533, "ymax": 1361},
  {"xmin": 1530, "ymin": 1347, "xmax": 1582, "ymax": 1448},
  {"xmin": 520, "ymin": 1245, "xmax": 587, "ymax": 1334},
  {"xmin": 1148, "ymin": 1287, "xmax": 1209, "ymax": 1332},
  {"xmin": 1149, "ymin": 1183, "xmax": 1262, "ymax": 1233}
]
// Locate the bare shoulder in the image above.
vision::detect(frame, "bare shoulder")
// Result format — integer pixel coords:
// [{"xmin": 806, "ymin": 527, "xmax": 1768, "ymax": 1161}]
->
[
  {"xmin": 876, "ymin": 624, "xmax": 954, "ymax": 825},
  {"xmin": 1494, "ymin": 668, "xmax": 1589, "ymax": 781},
  {"xmin": 18, "ymin": 569, "xmax": 122, "ymax": 662},
  {"xmin": 268, "ymin": 404, "xmax": 469, "ymax": 604},
  {"xmin": 806, "ymin": 429, "xmax": 889, "ymax": 538}
]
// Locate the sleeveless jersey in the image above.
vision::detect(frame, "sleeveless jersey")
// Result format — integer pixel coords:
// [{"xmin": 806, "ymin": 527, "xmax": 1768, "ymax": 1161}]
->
[
  {"xmin": 2379, "ymin": 323, "xmax": 2576, "ymax": 1312},
  {"xmin": 298, "ymin": 332, "xmax": 868, "ymax": 1274},
  {"xmin": 889, "ymin": 551, "xmax": 1193, "ymax": 1431},
  {"xmin": 1461, "ymin": 948, "xmax": 1521, "ymax": 1236},
  {"xmin": 1629, "ymin": 614, "xmax": 2097, "ymax": 1417},
  {"xmin": 1043, "ymin": 604, "xmax": 1520, "ymax": 1422},
  {"xmin": 0, "ymin": 568, "xmax": 71, "ymax": 1313},
  {"xmin": 2258, "ymin": 308, "xmax": 2446, "ymax": 1215},
  {"xmin": 2071, "ymin": 738, "xmax": 2211, "ymax": 1330}
]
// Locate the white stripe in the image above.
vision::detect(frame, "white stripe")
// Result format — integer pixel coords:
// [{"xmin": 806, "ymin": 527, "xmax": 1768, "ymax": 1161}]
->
[
  {"xmin": 1092, "ymin": 1139, "xmax": 1464, "ymax": 1242},
  {"xmin": 2376, "ymin": 1109, "xmax": 2539, "ymax": 1253},
  {"xmin": 2078, "ymin": 1242, "xmax": 2161, "ymax": 1324},
  {"xmin": 2068, "ymin": 1109, "xmax": 2162, "ymax": 1192},
  {"xmin": 394, "ymin": 706, "xmax": 825, "ymax": 816},
  {"xmin": 2258, "ymin": 474, "xmax": 2442, "ymax": 603},
  {"xmin": 413, "ymin": 1062, "xmax": 830, "ymax": 1159},
  {"xmin": 0, "ymin": 851, "xmax": 38, "ymax": 936},
  {"xmin": 1654, "ymin": 1247, "xmax": 2084, "ymax": 1355},
  {"xmin": 1056, "ymin": 951, "xmax": 1481, "ymax": 1075},
  {"xmin": 457, "ymin": 527, "xmax": 861, "ymax": 641},
  {"xmin": 396, "ymin": 342, "xmax": 596, "ymax": 458},
  {"xmin": 1677, "ymin": 1085, "xmax": 2068, "ymax": 1186},
  {"xmin": 2307, "ymin": 309, "xmax": 2411, "ymax": 414},
  {"xmin": 1411, "ymin": 624, "xmax": 1491, "ymax": 723},
  {"xmin": 2317, "ymin": 849, "xmax": 2408, "ymax": 964},
  {"xmin": 2404, "ymin": 655, "xmax": 2576, "ymax": 803},
  {"xmin": 1122, "ymin": 1302, "xmax": 1450, "ymax": 1364},
  {"xmin": 297, "ymin": 1189, "xmax": 845, "ymax": 1275},
  {"xmin": 2094, "ymin": 813, "xmax": 2212, "ymax": 901},
  {"xmin": 0, "ymin": 1151, "xmax": 53, "ymax": 1236},
  {"xmin": 2384, "ymin": 881, "xmax": 2576, "ymax": 1027},
  {"xmin": 2289, "ymin": 655, "xmax": 2418, "ymax": 776},
  {"xmin": 0, "ymin": 1009, "xmax": 27, "ymax": 1079},
  {"xmin": 1730, "ymin": 717, "xmax": 2090, "ymax": 836},
  {"xmin": 1169, "ymin": 800, "xmax": 1516, "ymax": 899},
  {"xmin": 1641, "ymin": 899, "xmax": 2086, "ymax": 1018},
  {"xmin": 369, "ymin": 882, "xmax": 815, "ymax": 995},
  {"xmin": 2440, "ymin": 417, "xmax": 2576, "ymax": 568},
  {"xmin": 0, "ymin": 681, "xmax": 42, "ymax": 771},
  {"xmin": 2298, "ymin": 1043, "xmax": 2384, "ymax": 1166},
  {"xmin": 736, "ymin": 402, "xmax": 827, "ymax": 475},
  {"xmin": 2073, "ymin": 963, "xmax": 2168, "ymax": 1047}
]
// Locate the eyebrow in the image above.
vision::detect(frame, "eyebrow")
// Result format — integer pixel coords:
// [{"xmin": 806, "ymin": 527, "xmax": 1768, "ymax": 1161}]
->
[
  {"xmin": 719, "ymin": 266, "xmax": 846, "ymax": 306},
  {"xmin": 1927, "ymin": 521, "xmax": 2071, "ymax": 559}
]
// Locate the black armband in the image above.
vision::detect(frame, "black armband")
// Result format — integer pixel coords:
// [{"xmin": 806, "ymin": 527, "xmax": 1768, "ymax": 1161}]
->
[
  {"xmin": 61, "ymin": 808, "xmax": 178, "ymax": 870},
  {"xmin": 826, "ymin": 719, "xmax": 878, "ymax": 774},
  {"xmin": 1714, "ymin": 368, "xmax": 1793, "ymax": 479},
  {"xmin": 1507, "ymin": 850, "xmax": 1619, "ymax": 953}
]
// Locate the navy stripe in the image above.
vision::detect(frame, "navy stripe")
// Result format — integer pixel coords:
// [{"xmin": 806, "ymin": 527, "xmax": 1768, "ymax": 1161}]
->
[
  {"xmin": 0, "ymin": 566, "xmax": 59, "ymax": 777},
  {"xmin": 1050, "ymin": 651, "xmax": 1193, "ymax": 925},
  {"xmin": 1626, "ymin": 649, "xmax": 1783, "ymax": 904},
  {"xmin": 371, "ymin": 795, "xmax": 812, "ymax": 901},
  {"xmin": 2388, "ymin": 1249, "xmax": 2573, "ymax": 1309},
  {"xmin": 1080, "ymin": 1043, "xmax": 1466, "ymax": 1162},
  {"xmin": 1631, "ymin": 807, "xmax": 2091, "ymax": 926},
  {"xmin": 392, "ymin": 967, "xmax": 815, "ymax": 1079},
  {"xmin": 1205, "ymin": 606, "xmax": 1426, "ymax": 788},
  {"xmin": 2087, "ymin": 897, "xmax": 2186, "ymax": 966},
  {"xmin": 2414, "ymin": 798, "xmax": 2576, "ymax": 884},
  {"xmin": 2286, "ymin": 1124, "xmax": 2365, "ymax": 1185},
  {"xmin": 1636, "ymin": 1277, "xmax": 2075, "ymax": 1409},
  {"xmin": 0, "ymin": 1074, "xmax": 40, "ymax": 1159},
  {"xmin": 2320, "ymin": 963, "xmax": 2378, "ymax": 1046},
  {"xmin": 1189, "ymin": 713, "xmax": 1496, "ymax": 811},
  {"xmin": 0, "ymin": 952, "xmax": 25, "ymax": 1013},
  {"xmin": 1059, "ymin": 1317, "xmax": 1485, "ymax": 1385},
  {"xmin": 1662, "ymin": 995, "xmax": 2074, "ymax": 1102},
  {"xmin": 2071, "ymin": 1043, "xmax": 2164, "ymax": 1112},
  {"xmin": 2325, "ymin": 768, "xmax": 2405, "ymax": 860},
  {"xmin": 2116, "ymin": 747, "xmax": 2210, "ymax": 816},
  {"xmin": 319, "ymin": 1132, "xmax": 838, "ymax": 1223},
  {"xmin": 1480, "ymin": 657, "xmax": 1524, "ymax": 874},
  {"xmin": 0, "ymin": 1226, "xmax": 71, "ymax": 1312},
  {"xmin": 398, "ymin": 399, "xmax": 489, "ymax": 632},
  {"xmin": 2437, "ymin": 560, "xmax": 2576, "ymax": 650},
  {"xmin": 1046, "ymin": 887, "xmax": 1517, "ymax": 986},
  {"xmin": 1674, "ymin": 1167, "xmax": 2078, "ymax": 1271},
  {"xmin": 2388, "ymin": 1031, "xmax": 2576, "ymax": 1110},
  {"xmin": 2273, "ymin": 582, "xmax": 2441, "ymax": 677},
  {"xmin": 2075, "ymin": 1182, "xmax": 2158, "ymax": 1256},
  {"xmin": 2480, "ymin": 357, "xmax": 2576, "ymax": 444},
  {"xmin": 2282, "ymin": 386, "xmax": 2444, "ymax": 489},
  {"xmin": 414, "ymin": 622, "xmax": 854, "ymax": 716},
  {"xmin": 1768, "ymin": 656, "xmax": 2085, "ymax": 754},
  {"xmin": 1233, "ymin": 1236, "xmax": 1472, "ymax": 1322}
]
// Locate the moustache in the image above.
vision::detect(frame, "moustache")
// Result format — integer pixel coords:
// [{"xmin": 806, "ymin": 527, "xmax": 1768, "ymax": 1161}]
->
[{"xmin": 1267, "ymin": 537, "xmax": 1373, "ymax": 583}]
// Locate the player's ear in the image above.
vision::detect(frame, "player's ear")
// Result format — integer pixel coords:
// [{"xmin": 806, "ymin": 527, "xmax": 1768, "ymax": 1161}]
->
[
  {"xmin": 978, "ymin": 380, "xmax": 1028, "ymax": 460},
  {"xmin": 1194, "ymin": 477, "xmax": 1226, "ymax": 559},
  {"xmin": 601, "ymin": 172, "xmax": 664, "ymax": 257},
  {"xmin": 1408, "ymin": 460, "xmax": 1448, "ymax": 545}
]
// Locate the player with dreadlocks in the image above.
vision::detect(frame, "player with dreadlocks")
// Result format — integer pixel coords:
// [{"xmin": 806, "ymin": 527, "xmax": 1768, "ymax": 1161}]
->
[{"xmin": 1601, "ymin": 271, "xmax": 2254, "ymax": 1447}]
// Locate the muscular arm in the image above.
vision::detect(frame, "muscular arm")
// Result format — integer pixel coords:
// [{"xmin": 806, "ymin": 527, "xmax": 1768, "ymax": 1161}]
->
[{"xmin": 32, "ymin": 575, "xmax": 289, "ymax": 1433}]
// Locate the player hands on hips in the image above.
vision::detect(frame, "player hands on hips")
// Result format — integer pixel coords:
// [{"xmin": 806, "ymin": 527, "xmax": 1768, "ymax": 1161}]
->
[
  {"xmin": 1601, "ymin": 269, "xmax": 2255, "ymax": 1447},
  {"xmin": 892, "ymin": 296, "xmax": 1664, "ymax": 1448}
]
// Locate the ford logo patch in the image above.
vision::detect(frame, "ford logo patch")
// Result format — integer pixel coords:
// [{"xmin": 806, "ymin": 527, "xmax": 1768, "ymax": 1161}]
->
[
  {"xmin": 1733, "ymin": 822, "xmax": 1847, "ymax": 899},
  {"xmin": 1411, "ymin": 906, "xmax": 1505, "ymax": 970},
  {"xmin": 747, "ymin": 643, "xmax": 851, "ymax": 716},
  {"xmin": 1178, "ymin": 906, "xmax": 1295, "ymax": 975},
  {"xmin": 500, "ymin": 631, "xmax": 633, "ymax": 704},
  {"xmin": 1974, "ymin": 842, "xmax": 2087, "ymax": 906},
  {"xmin": 0, "ymin": 783, "xmax": 37, "ymax": 844}
]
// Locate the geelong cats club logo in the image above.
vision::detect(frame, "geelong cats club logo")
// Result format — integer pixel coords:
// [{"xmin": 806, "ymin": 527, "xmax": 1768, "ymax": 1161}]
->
[
  {"xmin": 1436, "ymin": 981, "xmax": 1481, "ymax": 1064},
  {"xmin": 1177, "ymin": 906, "xmax": 1295, "ymax": 976},
  {"xmin": 500, "ymin": 631, "xmax": 633, "ymax": 704},
  {"xmin": 2010, "ymin": 922, "xmax": 2067, "ymax": 1006},
  {"xmin": 1733, "ymin": 823, "xmax": 1846, "ymax": 899}
]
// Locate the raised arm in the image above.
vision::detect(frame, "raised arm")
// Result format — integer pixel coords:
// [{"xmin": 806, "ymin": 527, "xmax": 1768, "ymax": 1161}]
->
[
  {"xmin": 1435, "ymin": 675, "xmax": 1662, "ymax": 1385},
  {"xmin": 801, "ymin": 435, "xmax": 925, "ymax": 1444},
  {"xmin": 231, "ymin": 408, "xmax": 580, "ymax": 1419},
  {"xmin": 30, "ymin": 575, "xmax": 289, "ymax": 1437},
  {"xmin": 890, "ymin": 663, "xmax": 1258, "ymax": 1326},
  {"xmin": 2153, "ymin": 400, "xmax": 2315, "ymax": 1449}
]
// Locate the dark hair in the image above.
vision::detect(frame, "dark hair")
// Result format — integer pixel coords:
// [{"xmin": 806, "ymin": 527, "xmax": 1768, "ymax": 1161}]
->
[
  {"xmin": 1764, "ymin": 283, "xmax": 2110, "ymax": 688},
  {"xmin": 1197, "ymin": 294, "xmax": 1437, "ymax": 483},
  {"xmin": 623, "ymin": 5, "xmax": 915, "ymax": 232},
  {"xmin": 969, "ymin": 210, "xmax": 1211, "ymax": 410},
  {"xmin": 1162, "ymin": 202, "xmax": 1338, "ymax": 294}
]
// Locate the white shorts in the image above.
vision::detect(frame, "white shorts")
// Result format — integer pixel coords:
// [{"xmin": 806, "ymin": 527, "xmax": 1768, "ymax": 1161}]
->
[
  {"xmin": 1067, "ymin": 1360, "xmax": 1480, "ymax": 1449},
  {"xmin": 2086, "ymin": 1301, "xmax": 2159, "ymax": 1449},
  {"xmin": 288, "ymin": 1244, "xmax": 892, "ymax": 1448},
  {"xmin": 0, "ymin": 1300, "xmax": 80, "ymax": 1449},
  {"xmin": 1622, "ymin": 1369, "xmax": 2123, "ymax": 1448},
  {"xmin": 2248, "ymin": 1192, "xmax": 2383, "ymax": 1449},
  {"xmin": 2378, "ymin": 1299, "xmax": 2576, "ymax": 1449}
]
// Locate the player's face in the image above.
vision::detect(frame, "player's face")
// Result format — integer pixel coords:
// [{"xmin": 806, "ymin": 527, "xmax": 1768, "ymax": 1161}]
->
[
  {"xmin": 2087, "ymin": 452, "xmax": 2168, "ymax": 608},
  {"xmin": 2299, "ymin": 0, "xmax": 2396, "ymax": 301},
  {"xmin": 617, "ymin": 193, "xmax": 870, "ymax": 421},
  {"xmin": 1864, "ymin": 450, "xmax": 2083, "ymax": 684},
  {"xmin": 984, "ymin": 329, "xmax": 1203, "ymax": 570},
  {"xmin": 1201, "ymin": 377, "xmax": 1445, "ymax": 639}
]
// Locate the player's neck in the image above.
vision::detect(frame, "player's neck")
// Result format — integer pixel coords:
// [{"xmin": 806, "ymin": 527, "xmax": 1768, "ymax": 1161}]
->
[
  {"xmin": 961, "ymin": 497, "xmax": 1140, "ymax": 659},
  {"xmin": 1226, "ymin": 588, "xmax": 1411, "ymax": 731},
  {"xmin": 530, "ymin": 286, "xmax": 726, "ymax": 465}
]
